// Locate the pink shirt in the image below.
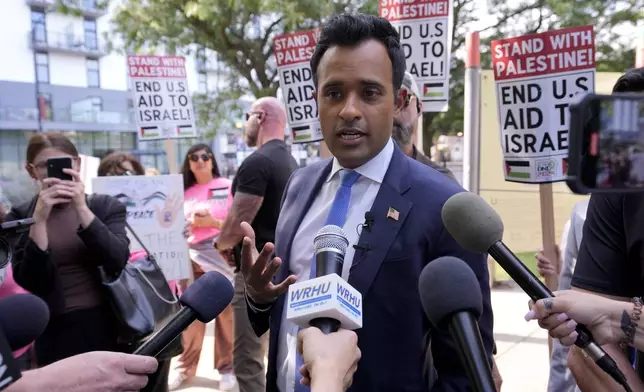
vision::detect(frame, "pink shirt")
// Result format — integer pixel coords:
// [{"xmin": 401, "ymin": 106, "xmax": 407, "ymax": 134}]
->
[
  {"xmin": 184, "ymin": 178, "xmax": 233, "ymax": 245},
  {"xmin": 0, "ymin": 266, "xmax": 32, "ymax": 358}
]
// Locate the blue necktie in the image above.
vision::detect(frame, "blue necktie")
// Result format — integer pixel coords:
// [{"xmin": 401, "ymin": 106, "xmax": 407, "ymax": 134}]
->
[{"xmin": 294, "ymin": 169, "xmax": 361, "ymax": 391}]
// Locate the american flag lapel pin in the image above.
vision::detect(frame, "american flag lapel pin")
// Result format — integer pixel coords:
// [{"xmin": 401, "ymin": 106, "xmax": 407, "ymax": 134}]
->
[{"xmin": 386, "ymin": 207, "xmax": 399, "ymax": 221}]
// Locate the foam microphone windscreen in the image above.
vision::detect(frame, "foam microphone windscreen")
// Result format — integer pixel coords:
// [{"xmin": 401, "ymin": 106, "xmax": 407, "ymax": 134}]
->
[
  {"xmin": 0, "ymin": 293, "xmax": 50, "ymax": 350},
  {"xmin": 180, "ymin": 271, "xmax": 234, "ymax": 323},
  {"xmin": 441, "ymin": 192, "xmax": 504, "ymax": 253},
  {"xmin": 418, "ymin": 256, "xmax": 483, "ymax": 330}
]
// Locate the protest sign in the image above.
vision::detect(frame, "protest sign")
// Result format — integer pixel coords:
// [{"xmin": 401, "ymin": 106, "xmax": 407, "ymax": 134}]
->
[
  {"xmin": 492, "ymin": 25, "xmax": 596, "ymax": 183},
  {"xmin": 127, "ymin": 55, "xmax": 197, "ymax": 141},
  {"xmin": 92, "ymin": 174, "xmax": 191, "ymax": 281},
  {"xmin": 273, "ymin": 29, "xmax": 322, "ymax": 143},
  {"xmin": 380, "ymin": 0, "xmax": 453, "ymax": 112}
]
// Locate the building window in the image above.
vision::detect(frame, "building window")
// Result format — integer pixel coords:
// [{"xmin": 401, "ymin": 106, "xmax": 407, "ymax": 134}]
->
[
  {"xmin": 35, "ymin": 53, "xmax": 49, "ymax": 84},
  {"xmin": 38, "ymin": 93, "xmax": 52, "ymax": 120},
  {"xmin": 87, "ymin": 59, "xmax": 100, "ymax": 87},
  {"xmin": 31, "ymin": 10, "xmax": 47, "ymax": 45},
  {"xmin": 90, "ymin": 97, "xmax": 103, "ymax": 111},
  {"xmin": 198, "ymin": 72, "xmax": 207, "ymax": 93},
  {"xmin": 83, "ymin": 18, "xmax": 98, "ymax": 51}
]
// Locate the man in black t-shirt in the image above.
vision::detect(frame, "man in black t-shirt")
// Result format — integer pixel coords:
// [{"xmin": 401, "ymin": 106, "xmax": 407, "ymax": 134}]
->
[
  {"xmin": 566, "ymin": 68, "xmax": 644, "ymax": 391},
  {"xmin": 215, "ymin": 96, "xmax": 298, "ymax": 392}
]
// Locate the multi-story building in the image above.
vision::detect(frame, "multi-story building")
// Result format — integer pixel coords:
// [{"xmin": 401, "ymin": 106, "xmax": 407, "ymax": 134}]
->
[{"xmin": 0, "ymin": 0, "xmax": 235, "ymax": 177}]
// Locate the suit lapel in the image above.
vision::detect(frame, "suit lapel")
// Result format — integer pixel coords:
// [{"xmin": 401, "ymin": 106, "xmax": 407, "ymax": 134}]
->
[
  {"xmin": 348, "ymin": 147, "xmax": 413, "ymax": 296},
  {"xmin": 275, "ymin": 160, "xmax": 333, "ymax": 281}
]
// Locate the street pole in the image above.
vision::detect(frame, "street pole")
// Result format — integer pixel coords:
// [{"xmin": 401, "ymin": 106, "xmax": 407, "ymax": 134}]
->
[{"xmin": 463, "ymin": 31, "xmax": 481, "ymax": 194}]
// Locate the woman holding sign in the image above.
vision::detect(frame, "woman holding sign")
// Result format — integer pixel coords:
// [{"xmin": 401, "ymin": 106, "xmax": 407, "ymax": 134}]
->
[{"xmin": 169, "ymin": 143, "xmax": 237, "ymax": 391}]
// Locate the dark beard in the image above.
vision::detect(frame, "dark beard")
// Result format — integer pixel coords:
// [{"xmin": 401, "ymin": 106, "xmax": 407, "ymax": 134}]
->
[{"xmin": 392, "ymin": 119, "xmax": 413, "ymax": 148}]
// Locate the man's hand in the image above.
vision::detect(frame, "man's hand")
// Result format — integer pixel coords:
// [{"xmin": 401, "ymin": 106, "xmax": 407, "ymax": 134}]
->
[
  {"xmin": 297, "ymin": 328, "xmax": 361, "ymax": 391},
  {"xmin": 240, "ymin": 221, "xmax": 297, "ymax": 304},
  {"xmin": 18, "ymin": 351, "xmax": 158, "ymax": 392},
  {"xmin": 535, "ymin": 246, "xmax": 559, "ymax": 278}
]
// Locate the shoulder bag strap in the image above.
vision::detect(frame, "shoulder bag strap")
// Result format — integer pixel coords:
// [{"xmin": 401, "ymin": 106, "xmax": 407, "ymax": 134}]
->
[{"xmin": 124, "ymin": 220, "xmax": 153, "ymax": 258}]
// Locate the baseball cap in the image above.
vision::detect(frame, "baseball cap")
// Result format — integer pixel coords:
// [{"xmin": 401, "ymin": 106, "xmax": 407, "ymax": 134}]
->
[{"xmin": 402, "ymin": 72, "xmax": 421, "ymax": 97}]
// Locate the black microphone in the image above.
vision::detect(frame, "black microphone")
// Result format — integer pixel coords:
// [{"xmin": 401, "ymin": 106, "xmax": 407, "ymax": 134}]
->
[
  {"xmin": 310, "ymin": 225, "xmax": 350, "ymax": 334},
  {"xmin": 134, "ymin": 271, "xmax": 234, "ymax": 357},
  {"xmin": 441, "ymin": 192, "xmax": 631, "ymax": 391},
  {"xmin": 419, "ymin": 256, "xmax": 496, "ymax": 392},
  {"xmin": 363, "ymin": 211, "xmax": 374, "ymax": 232},
  {"xmin": 0, "ymin": 294, "xmax": 50, "ymax": 390}
]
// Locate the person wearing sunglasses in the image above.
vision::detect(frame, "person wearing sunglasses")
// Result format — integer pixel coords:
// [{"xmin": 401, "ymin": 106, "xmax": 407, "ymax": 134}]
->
[
  {"xmin": 170, "ymin": 143, "xmax": 237, "ymax": 390},
  {"xmin": 392, "ymin": 72, "xmax": 456, "ymax": 182},
  {"xmin": 214, "ymin": 96, "xmax": 299, "ymax": 392}
]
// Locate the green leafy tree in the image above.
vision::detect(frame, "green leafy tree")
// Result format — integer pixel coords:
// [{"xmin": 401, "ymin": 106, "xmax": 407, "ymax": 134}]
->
[{"xmin": 103, "ymin": 0, "xmax": 376, "ymax": 136}]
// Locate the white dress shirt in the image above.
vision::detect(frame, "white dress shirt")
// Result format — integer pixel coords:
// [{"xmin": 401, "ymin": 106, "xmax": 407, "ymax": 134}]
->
[{"xmin": 276, "ymin": 138, "xmax": 395, "ymax": 392}]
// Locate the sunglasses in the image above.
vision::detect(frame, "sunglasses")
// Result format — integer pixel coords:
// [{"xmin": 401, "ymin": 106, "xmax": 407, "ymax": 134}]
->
[
  {"xmin": 189, "ymin": 153, "xmax": 211, "ymax": 162},
  {"xmin": 404, "ymin": 91, "xmax": 422, "ymax": 113},
  {"xmin": 246, "ymin": 111, "xmax": 262, "ymax": 121}
]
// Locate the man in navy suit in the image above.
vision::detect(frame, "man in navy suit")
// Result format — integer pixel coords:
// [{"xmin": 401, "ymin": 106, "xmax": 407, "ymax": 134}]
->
[{"xmin": 237, "ymin": 13, "xmax": 494, "ymax": 392}]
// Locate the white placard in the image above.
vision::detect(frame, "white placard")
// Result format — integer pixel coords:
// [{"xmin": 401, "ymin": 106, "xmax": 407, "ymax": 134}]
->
[
  {"xmin": 381, "ymin": 0, "xmax": 454, "ymax": 112},
  {"xmin": 127, "ymin": 55, "xmax": 197, "ymax": 141},
  {"xmin": 273, "ymin": 29, "xmax": 322, "ymax": 144},
  {"xmin": 492, "ymin": 25, "xmax": 596, "ymax": 183},
  {"xmin": 92, "ymin": 174, "xmax": 191, "ymax": 281},
  {"xmin": 79, "ymin": 154, "xmax": 100, "ymax": 194}
]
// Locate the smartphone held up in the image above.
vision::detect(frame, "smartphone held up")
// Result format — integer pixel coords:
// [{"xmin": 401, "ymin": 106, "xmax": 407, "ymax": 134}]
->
[
  {"xmin": 46, "ymin": 157, "xmax": 73, "ymax": 181},
  {"xmin": 567, "ymin": 93, "xmax": 644, "ymax": 194}
]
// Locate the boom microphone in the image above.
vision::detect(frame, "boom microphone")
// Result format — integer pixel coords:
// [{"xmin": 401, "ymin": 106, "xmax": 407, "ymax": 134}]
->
[
  {"xmin": 441, "ymin": 192, "xmax": 631, "ymax": 391},
  {"xmin": 419, "ymin": 256, "xmax": 496, "ymax": 392},
  {"xmin": 286, "ymin": 225, "xmax": 363, "ymax": 334},
  {"xmin": 0, "ymin": 294, "xmax": 50, "ymax": 390},
  {"xmin": 134, "ymin": 271, "xmax": 234, "ymax": 357}
]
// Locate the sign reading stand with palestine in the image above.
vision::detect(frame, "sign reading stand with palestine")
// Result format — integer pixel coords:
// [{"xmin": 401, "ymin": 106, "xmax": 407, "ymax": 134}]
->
[
  {"xmin": 380, "ymin": 0, "xmax": 453, "ymax": 112},
  {"xmin": 492, "ymin": 25, "xmax": 596, "ymax": 183},
  {"xmin": 273, "ymin": 29, "xmax": 322, "ymax": 144},
  {"xmin": 128, "ymin": 55, "xmax": 197, "ymax": 141}
]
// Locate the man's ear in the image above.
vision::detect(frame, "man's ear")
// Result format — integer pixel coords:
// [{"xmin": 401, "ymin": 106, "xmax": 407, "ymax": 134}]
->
[{"xmin": 396, "ymin": 89, "xmax": 406, "ymax": 112}]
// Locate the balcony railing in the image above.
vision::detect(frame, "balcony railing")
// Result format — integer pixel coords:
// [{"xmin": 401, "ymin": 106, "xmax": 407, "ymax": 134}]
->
[
  {"xmin": 28, "ymin": 29, "xmax": 107, "ymax": 57},
  {"xmin": 0, "ymin": 107, "xmax": 134, "ymax": 125},
  {"xmin": 25, "ymin": 0, "xmax": 108, "ymax": 18}
]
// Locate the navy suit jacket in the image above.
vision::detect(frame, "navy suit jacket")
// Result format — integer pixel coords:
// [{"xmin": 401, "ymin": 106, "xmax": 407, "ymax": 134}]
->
[{"xmin": 247, "ymin": 146, "xmax": 494, "ymax": 392}]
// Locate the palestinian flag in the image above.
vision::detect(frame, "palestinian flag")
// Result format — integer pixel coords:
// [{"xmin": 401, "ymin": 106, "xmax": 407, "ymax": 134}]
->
[
  {"xmin": 423, "ymin": 82, "xmax": 445, "ymax": 98},
  {"xmin": 177, "ymin": 124, "xmax": 194, "ymax": 136},
  {"xmin": 209, "ymin": 187, "xmax": 229, "ymax": 200},
  {"xmin": 562, "ymin": 157, "xmax": 568, "ymax": 175},
  {"xmin": 140, "ymin": 126, "xmax": 160, "ymax": 138},
  {"xmin": 505, "ymin": 160, "xmax": 530, "ymax": 179}
]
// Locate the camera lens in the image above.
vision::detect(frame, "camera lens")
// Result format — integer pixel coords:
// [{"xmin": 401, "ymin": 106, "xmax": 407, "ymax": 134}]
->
[{"xmin": 0, "ymin": 236, "xmax": 12, "ymax": 270}]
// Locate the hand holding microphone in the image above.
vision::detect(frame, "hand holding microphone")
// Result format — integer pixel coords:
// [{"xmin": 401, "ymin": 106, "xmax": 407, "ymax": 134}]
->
[
  {"xmin": 297, "ymin": 327, "xmax": 361, "ymax": 392},
  {"xmin": 441, "ymin": 192, "xmax": 631, "ymax": 391},
  {"xmin": 525, "ymin": 290, "xmax": 633, "ymax": 347}
]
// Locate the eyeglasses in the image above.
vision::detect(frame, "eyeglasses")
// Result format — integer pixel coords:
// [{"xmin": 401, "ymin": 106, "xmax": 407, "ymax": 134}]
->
[
  {"xmin": 246, "ymin": 111, "xmax": 262, "ymax": 121},
  {"xmin": 403, "ymin": 91, "xmax": 422, "ymax": 113},
  {"xmin": 189, "ymin": 153, "xmax": 211, "ymax": 162}
]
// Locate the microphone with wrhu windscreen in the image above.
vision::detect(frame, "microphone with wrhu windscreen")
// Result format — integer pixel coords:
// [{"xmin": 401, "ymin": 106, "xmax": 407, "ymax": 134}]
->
[
  {"xmin": 286, "ymin": 225, "xmax": 363, "ymax": 334},
  {"xmin": 419, "ymin": 256, "xmax": 496, "ymax": 392},
  {"xmin": 440, "ymin": 191, "xmax": 632, "ymax": 392}
]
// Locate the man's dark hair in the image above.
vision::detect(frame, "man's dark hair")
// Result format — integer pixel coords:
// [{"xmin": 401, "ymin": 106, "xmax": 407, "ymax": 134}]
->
[
  {"xmin": 310, "ymin": 13, "xmax": 406, "ymax": 95},
  {"xmin": 612, "ymin": 67, "xmax": 644, "ymax": 92}
]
